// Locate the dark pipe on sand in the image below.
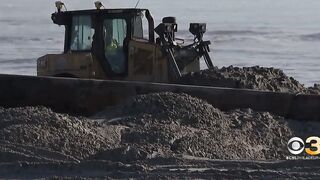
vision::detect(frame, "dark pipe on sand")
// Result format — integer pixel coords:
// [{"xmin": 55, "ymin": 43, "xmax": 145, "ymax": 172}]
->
[{"xmin": 0, "ymin": 74, "xmax": 319, "ymax": 121}]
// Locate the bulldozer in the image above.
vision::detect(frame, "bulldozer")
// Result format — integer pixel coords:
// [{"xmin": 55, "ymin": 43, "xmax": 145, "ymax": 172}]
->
[
  {"xmin": 0, "ymin": 1, "xmax": 319, "ymax": 121},
  {"xmin": 37, "ymin": 1, "xmax": 213, "ymax": 83}
]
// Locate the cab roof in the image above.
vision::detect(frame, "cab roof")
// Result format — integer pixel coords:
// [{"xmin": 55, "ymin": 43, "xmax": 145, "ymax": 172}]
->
[
  {"xmin": 56, "ymin": 8, "xmax": 147, "ymax": 15},
  {"xmin": 52, "ymin": 8, "xmax": 148, "ymax": 25}
]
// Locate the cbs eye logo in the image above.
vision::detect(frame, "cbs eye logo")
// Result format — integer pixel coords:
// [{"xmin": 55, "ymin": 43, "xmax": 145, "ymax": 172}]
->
[
  {"xmin": 288, "ymin": 137, "xmax": 320, "ymax": 156},
  {"xmin": 287, "ymin": 137, "xmax": 305, "ymax": 155}
]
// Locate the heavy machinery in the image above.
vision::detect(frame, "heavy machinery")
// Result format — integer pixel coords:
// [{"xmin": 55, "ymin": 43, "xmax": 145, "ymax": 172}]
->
[
  {"xmin": 0, "ymin": 2, "xmax": 319, "ymax": 121},
  {"xmin": 37, "ymin": 1, "xmax": 213, "ymax": 83}
]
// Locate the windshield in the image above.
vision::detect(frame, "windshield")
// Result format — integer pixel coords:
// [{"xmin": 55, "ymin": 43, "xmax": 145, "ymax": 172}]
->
[{"xmin": 70, "ymin": 15, "xmax": 94, "ymax": 51}]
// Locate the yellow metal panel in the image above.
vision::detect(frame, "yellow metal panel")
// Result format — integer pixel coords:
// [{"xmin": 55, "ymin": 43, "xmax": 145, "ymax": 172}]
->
[
  {"xmin": 128, "ymin": 40, "xmax": 156, "ymax": 81},
  {"xmin": 37, "ymin": 53, "xmax": 95, "ymax": 78}
]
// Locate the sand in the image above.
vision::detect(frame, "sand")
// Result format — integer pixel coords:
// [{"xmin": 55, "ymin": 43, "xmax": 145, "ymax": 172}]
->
[
  {"xmin": 1, "ymin": 66, "xmax": 319, "ymax": 178},
  {"xmin": 178, "ymin": 66, "xmax": 320, "ymax": 94}
]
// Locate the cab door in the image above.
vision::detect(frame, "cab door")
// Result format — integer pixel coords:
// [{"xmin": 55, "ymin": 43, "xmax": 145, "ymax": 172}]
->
[
  {"xmin": 126, "ymin": 12, "xmax": 168, "ymax": 82},
  {"xmin": 128, "ymin": 39, "xmax": 168, "ymax": 82}
]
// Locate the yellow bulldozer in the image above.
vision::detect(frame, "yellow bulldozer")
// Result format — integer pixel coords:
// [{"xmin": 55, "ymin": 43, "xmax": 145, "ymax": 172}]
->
[
  {"xmin": 0, "ymin": 1, "xmax": 319, "ymax": 121},
  {"xmin": 37, "ymin": 1, "xmax": 213, "ymax": 83}
]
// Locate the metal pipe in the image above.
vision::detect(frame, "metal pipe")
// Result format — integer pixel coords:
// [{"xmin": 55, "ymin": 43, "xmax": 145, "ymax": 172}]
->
[{"xmin": 0, "ymin": 74, "xmax": 319, "ymax": 121}]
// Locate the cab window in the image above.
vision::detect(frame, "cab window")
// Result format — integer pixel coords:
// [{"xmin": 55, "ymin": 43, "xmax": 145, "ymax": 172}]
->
[
  {"xmin": 133, "ymin": 16, "xmax": 143, "ymax": 38},
  {"xmin": 133, "ymin": 12, "xmax": 149, "ymax": 40},
  {"xmin": 70, "ymin": 15, "xmax": 94, "ymax": 51}
]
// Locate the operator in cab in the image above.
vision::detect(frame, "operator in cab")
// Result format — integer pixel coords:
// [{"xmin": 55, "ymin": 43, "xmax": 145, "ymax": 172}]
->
[{"xmin": 103, "ymin": 25, "xmax": 125, "ymax": 74}]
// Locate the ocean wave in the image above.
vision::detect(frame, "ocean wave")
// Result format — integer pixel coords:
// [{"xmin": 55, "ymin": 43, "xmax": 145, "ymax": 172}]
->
[
  {"xmin": 214, "ymin": 48, "xmax": 286, "ymax": 56},
  {"xmin": 0, "ymin": 36, "xmax": 42, "ymax": 43},
  {"xmin": 177, "ymin": 29, "xmax": 284, "ymax": 44},
  {"xmin": 0, "ymin": 18, "xmax": 46, "ymax": 26},
  {"xmin": 212, "ymin": 36, "xmax": 264, "ymax": 43},
  {"xmin": 178, "ymin": 29, "xmax": 271, "ymax": 36},
  {"xmin": 207, "ymin": 30, "xmax": 269, "ymax": 36},
  {"xmin": 0, "ymin": 19, "xmax": 24, "ymax": 26},
  {"xmin": 5, "ymin": 64, "xmax": 35, "ymax": 70},
  {"xmin": 0, "ymin": 58, "xmax": 35, "ymax": 64},
  {"xmin": 0, "ymin": 36, "xmax": 24, "ymax": 42},
  {"xmin": 300, "ymin": 33, "xmax": 320, "ymax": 41}
]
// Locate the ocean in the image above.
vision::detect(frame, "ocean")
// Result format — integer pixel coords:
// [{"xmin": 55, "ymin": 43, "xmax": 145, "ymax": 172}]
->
[{"xmin": 1, "ymin": 0, "xmax": 319, "ymax": 86}]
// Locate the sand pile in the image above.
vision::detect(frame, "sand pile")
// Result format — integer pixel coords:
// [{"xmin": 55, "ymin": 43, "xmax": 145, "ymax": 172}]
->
[
  {"xmin": 178, "ymin": 66, "xmax": 320, "ymax": 94},
  {"xmin": 0, "ymin": 107, "xmax": 122, "ymax": 161},
  {"xmin": 1, "ymin": 92, "xmax": 318, "ymax": 165},
  {"xmin": 307, "ymin": 84, "xmax": 320, "ymax": 95},
  {"xmin": 93, "ymin": 92, "xmax": 294, "ymax": 161}
]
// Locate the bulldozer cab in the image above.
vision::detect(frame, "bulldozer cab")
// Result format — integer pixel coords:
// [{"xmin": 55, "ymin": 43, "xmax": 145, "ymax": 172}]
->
[
  {"xmin": 42, "ymin": 8, "xmax": 155, "ymax": 78},
  {"xmin": 68, "ymin": 11, "xmax": 130, "ymax": 75},
  {"xmin": 37, "ymin": 3, "xmax": 213, "ymax": 82}
]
